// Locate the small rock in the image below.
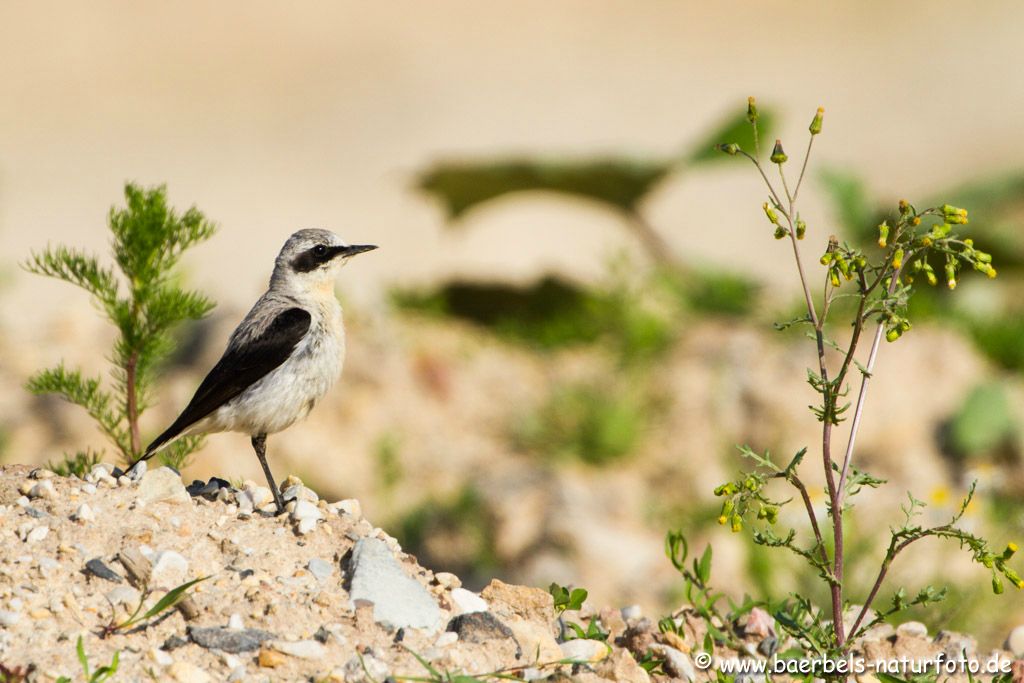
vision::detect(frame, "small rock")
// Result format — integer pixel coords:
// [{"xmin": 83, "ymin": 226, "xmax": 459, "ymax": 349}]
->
[
  {"xmin": 72, "ymin": 504, "xmax": 95, "ymax": 522},
  {"xmin": 138, "ymin": 468, "xmax": 190, "ymax": 505},
  {"xmin": 434, "ymin": 631, "xmax": 458, "ymax": 647},
  {"xmin": 149, "ymin": 647, "xmax": 174, "ymax": 667},
  {"xmin": 447, "ymin": 612, "xmax": 514, "ymax": 644},
  {"xmin": 258, "ymin": 648, "xmax": 287, "ymax": 668},
  {"xmin": 83, "ymin": 557, "xmax": 122, "ymax": 585},
  {"xmin": 347, "ymin": 537, "xmax": 442, "ymax": 631},
  {"xmin": 30, "ymin": 468, "xmax": 56, "ymax": 479},
  {"xmin": 650, "ymin": 644, "xmax": 696, "ymax": 682},
  {"xmin": 24, "ymin": 479, "xmax": 55, "ymax": 500},
  {"xmin": 559, "ymin": 639, "xmax": 609, "ymax": 663},
  {"xmin": 227, "ymin": 666, "xmax": 247, "ymax": 682},
  {"xmin": 897, "ymin": 621, "xmax": 928, "ymax": 638},
  {"xmin": 126, "ymin": 460, "xmax": 147, "ymax": 481},
  {"xmin": 81, "ymin": 484, "xmax": 97, "ymax": 495},
  {"xmin": 292, "ymin": 499, "xmax": 322, "ymax": 522},
  {"xmin": 282, "ymin": 485, "xmax": 318, "ymax": 503},
  {"xmin": 150, "ymin": 551, "xmax": 189, "ymax": 586},
  {"xmin": 14, "ymin": 496, "xmax": 29, "ymax": 507},
  {"xmin": 620, "ymin": 604, "xmax": 642, "ymax": 621},
  {"xmin": 344, "ymin": 654, "xmax": 388, "ymax": 682},
  {"xmin": 450, "ymin": 588, "xmax": 488, "ymax": 615},
  {"xmin": 163, "ymin": 635, "xmax": 190, "ymax": 650},
  {"xmin": 38, "ymin": 557, "xmax": 60, "ymax": 576},
  {"xmin": 308, "ymin": 557, "xmax": 334, "ymax": 582},
  {"xmin": 25, "ymin": 526, "xmax": 49, "ymax": 543},
  {"xmin": 1005, "ymin": 625, "xmax": 1024, "ymax": 657},
  {"xmin": 168, "ymin": 661, "xmax": 211, "ymax": 683},
  {"xmin": 434, "ymin": 572, "xmax": 461, "ymax": 589},
  {"xmin": 0, "ymin": 611, "xmax": 20, "ymax": 627},
  {"xmin": 24, "ymin": 506, "xmax": 47, "ymax": 519},
  {"xmin": 106, "ymin": 586, "xmax": 141, "ymax": 607},
  {"xmin": 227, "ymin": 613, "xmax": 244, "ymax": 630},
  {"xmin": 296, "ymin": 518, "xmax": 318, "ymax": 535},
  {"xmin": 188, "ymin": 626, "xmax": 276, "ymax": 653},
  {"xmin": 269, "ymin": 639, "xmax": 326, "ymax": 659},
  {"xmin": 335, "ymin": 499, "xmax": 361, "ymax": 519}
]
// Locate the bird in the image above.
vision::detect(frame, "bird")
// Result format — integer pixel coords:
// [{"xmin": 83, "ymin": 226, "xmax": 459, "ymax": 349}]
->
[{"xmin": 129, "ymin": 229, "xmax": 377, "ymax": 513}]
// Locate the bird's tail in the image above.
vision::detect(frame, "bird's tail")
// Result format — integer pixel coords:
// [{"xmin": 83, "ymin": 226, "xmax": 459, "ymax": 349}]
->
[{"xmin": 128, "ymin": 423, "xmax": 188, "ymax": 469}]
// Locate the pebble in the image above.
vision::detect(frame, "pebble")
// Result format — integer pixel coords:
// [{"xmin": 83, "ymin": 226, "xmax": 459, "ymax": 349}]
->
[
  {"xmin": 450, "ymin": 588, "xmax": 488, "ymax": 615},
  {"xmin": 14, "ymin": 496, "xmax": 29, "ymax": 508},
  {"xmin": 896, "ymin": 621, "xmax": 928, "ymax": 638},
  {"xmin": 126, "ymin": 460, "xmax": 147, "ymax": 482},
  {"xmin": 38, "ymin": 557, "xmax": 60, "ymax": 576},
  {"xmin": 168, "ymin": 661, "xmax": 211, "ymax": 683},
  {"xmin": 188, "ymin": 626, "xmax": 276, "ymax": 653},
  {"xmin": 149, "ymin": 647, "xmax": 174, "ymax": 667},
  {"xmin": 0, "ymin": 611, "xmax": 20, "ymax": 627},
  {"xmin": 150, "ymin": 550, "xmax": 189, "ymax": 586},
  {"xmin": 227, "ymin": 666, "xmax": 247, "ymax": 682},
  {"xmin": 138, "ymin": 468, "xmax": 191, "ymax": 505},
  {"xmin": 347, "ymin": 537, "xmax": 442, "ymax": 631},
  {"xmin": 106, "ymin": 586, "xmax": 141, "ymax": 607},
  {"xmin": 24, "ymin": 507, "xmax": 47, "ymax": 519},
  {"xmin": 334, "ymin": 499, "xmax": 362, "ymax": 519},
  {"xmin": 282, "ymin": 485, "xmax": 319, "ymax": 503},
  {"xmin": 296, "ymin": 518, "xmax": 318, "ymax": 535},
  {"xmin": 434, "ymin": 631, "xmax": 459, "ymax": 647},
  {"xmin": 25, "ymin": 526, "xmax": 49, "ymax": 543},
  {"xmin": 559, "ymin": 638, "xmax": 610, "ymax": 663},
  {"xmin": 292, "ymin": 500, "xmax": 322, "ymax": 522},
  {"xmin": 28, "ymin": 480, "xmax": 55, "ymax": 500},
  {"xmin": 434, "ymin": 572, "xmax": 461, "ymax": 589},
  {"xmin": 1005, "ymin": 625, "xmax": 1024, "ymax": 657},
  {"xmin": 650, "ymin": 644, "xmax": 697, "ymax": 682},
  {"xmin": 227, "ymin": 613, "xmax": 244, "ymax": 630},
  {"xmin": 72, "ymin": 504, "xmax": 94, "ymax": 522},
  {"xmin": 85, "ymin": 558, "xmax": 123, "ymax": 583},
  {"xmin": 308, "ymin": 557, "xmax": 335, "ymax": 582},
  {"xmin": 269, "ymin": 639, "xmax": 326, "ymax": 659},
  {"xmin": 258, "ymin": 648, "xmax": 287, "ymax": 668},
  {"xmin": 30, "ymin": 468, "xmax": 56, "ymax": 479},
  {"xmin": 81, "ymin": 484, "xmax": 97, "ymax": 495},
  {"xmin": 620, "ymin": 604, "xmax": 642, "ymax": 621},
  {"xmin": 446, "ymin": 612, "xmax": 514, "ymax": 644}
]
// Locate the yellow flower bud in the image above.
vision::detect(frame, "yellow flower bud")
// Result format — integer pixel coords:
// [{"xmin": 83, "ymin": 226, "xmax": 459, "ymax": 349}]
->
[
  {"xmin": 796, "ymin": 218, "xmax": 806, "ymax": 240},
  {"xmin": 747, "ymin": 96, "xmax": 758, "ymax": 123},
  {"xmin": 809, "ymin": 107, "xmax": 824, "ymax": 135},
  {"xmin": 892, "ymin": 249, "xmax": 904, "ymax": 270},
  {"xmin": 770, "ymin": 139, "xmax": 788, "ymax": 165},
  {"xmin": 730, "ymin": 515, "xmax": 743, "ymax": 533},
  {"xmin": 877, "ymin": 222, "xmax": 890, "ymax": 248},
  {"xmin": 763, "ymin": 202, "xmax": 779, "ymax": 225}
]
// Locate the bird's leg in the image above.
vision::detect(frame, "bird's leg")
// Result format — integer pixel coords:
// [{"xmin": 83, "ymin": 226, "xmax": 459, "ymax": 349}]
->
[{"xmin": 251, "ymin": 434, "xmax": 286, "ymax": 514}]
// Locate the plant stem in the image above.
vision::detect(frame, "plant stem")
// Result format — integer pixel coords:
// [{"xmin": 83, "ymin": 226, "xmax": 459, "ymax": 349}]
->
[
  {"xmin": 621, "ymin": 209, "xmax": 678, "ymax": 267},
  {"xmin": 126, "ymin": 351, "xmax": 141, "ymax": 458}
]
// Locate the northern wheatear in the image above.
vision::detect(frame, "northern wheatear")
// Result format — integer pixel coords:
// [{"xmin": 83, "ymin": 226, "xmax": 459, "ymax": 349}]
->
[{"xmin": 130, "ymin": 229, "xmax": 376, "ymax": 512}]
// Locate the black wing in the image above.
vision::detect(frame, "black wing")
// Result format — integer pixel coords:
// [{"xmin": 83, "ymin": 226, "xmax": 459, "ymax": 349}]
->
[{"xmin": 141, "ymin": 307, "xmax": 312, "ymax": 458}]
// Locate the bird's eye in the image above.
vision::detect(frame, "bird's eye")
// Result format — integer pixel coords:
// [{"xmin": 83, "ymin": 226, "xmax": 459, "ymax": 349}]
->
[{"xmin": 313, "ymin": 244, "xmax": 327, "ymax": 256}]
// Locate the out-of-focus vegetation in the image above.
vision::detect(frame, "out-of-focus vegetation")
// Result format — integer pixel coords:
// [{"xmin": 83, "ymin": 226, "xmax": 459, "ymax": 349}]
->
[{"xmin": 23, "ymin": 183, "xmax": 217, "ymax": 470}]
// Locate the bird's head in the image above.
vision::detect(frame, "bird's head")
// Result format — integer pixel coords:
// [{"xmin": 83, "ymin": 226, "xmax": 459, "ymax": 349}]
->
[{"xmin": 270, "ymin": 228, "xmax": 377, "ymax": 296}]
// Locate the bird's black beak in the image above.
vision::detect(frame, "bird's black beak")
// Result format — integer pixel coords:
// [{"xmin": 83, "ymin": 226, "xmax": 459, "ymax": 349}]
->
[{"xmin": 331, "ymin": 244, "xmax": 378, "ymax": 259}]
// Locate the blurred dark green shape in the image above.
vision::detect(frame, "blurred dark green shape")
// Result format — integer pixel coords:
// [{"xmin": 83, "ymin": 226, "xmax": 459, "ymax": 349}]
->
[{"xmin": 946, "ymin": 382, "xmax": 1016, "ymax": 458}]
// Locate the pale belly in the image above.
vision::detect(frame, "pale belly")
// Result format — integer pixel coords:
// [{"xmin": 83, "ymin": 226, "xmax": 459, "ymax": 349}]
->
[{"xmin": 197, "ymin": 325, "xmax": 345, "ymax": 437}]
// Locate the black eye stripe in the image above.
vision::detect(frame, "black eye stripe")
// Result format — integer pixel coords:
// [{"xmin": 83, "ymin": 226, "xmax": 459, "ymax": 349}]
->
[{"xmin": 291, "ymin": 245, "xmax": 333, "ymax": 273}]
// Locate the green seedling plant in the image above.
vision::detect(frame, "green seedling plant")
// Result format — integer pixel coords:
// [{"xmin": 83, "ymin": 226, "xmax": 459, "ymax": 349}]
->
[
  {"xmin": 55, "ymin": 636, "xmax": 119, "ymax": 683},
  {"xmin": 703, "ymin": 98, "xmax": 1020, "ymax": 654},
  {"xmin": 25, "ymin": 183, "xmax": 217, "ymax": 470},
  {"xmin": 548, "ymin": 582, "xmax": 609, "ymax": 642},
  {"xmin": 100, "ymin": 576, "xmax": 207, "ymax": 638}
]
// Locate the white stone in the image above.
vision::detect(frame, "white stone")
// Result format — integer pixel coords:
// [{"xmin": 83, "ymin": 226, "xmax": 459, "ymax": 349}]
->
[
  {"xmin": 0, "ymin": 610, "xmax": 20, "ymax": 627},
  {"xmin": 296, "ymin": 518, "xmax": 317, "ymax": 535},
  {"xmin": 227, "ymin": 613, "xmax": 244, "ymax": 630},
  {"xmin": 620, "ymin": 604, "xmax": 642, "ymax": 620},
  {"xmin": 26, "ymin": 526, "xmax": 49, "ymax": 544},
  {"xmin": 150, "ymin": 550, "xmax": 189, "ymax": 586},
  {"xmin": 1005, "ymin": 625, "xmax": 1024, "ymax": 657},
  {"xmin": 347, "ymin": 537, "xmax": 442, "ymax": 632},
  {"xmin": 106, "ymin": 586, "xmax": 141, "ymax": 607},
  {"xmin": 450, "ymin": 588, "xmax": 488, "ymax": 615},
  {"xmin": 307, "ymin": 558, "xmax": 334, "ymax": 582},
  {"xmin": 168, "ymin": 661, "xmax": 211, "ymax": 683},
  {"xmin": 434, "ymin": 631, "xmax": 458, "ymax": 647},
  {"xmin": 29, "ymin": 480, "xmax": 56, "ymax": 500},
  {"xmin": 269, "ymin": 639, "xmax": 326, "ymax": 659},
  {"xmin": 227, "ymin": 666, "xmax": 247, "ymax": 682},
  {"xmin": 291, "ymin": 500, "xmax": 322, "ymax": 522},
  {"xmin": 72, "ymin": 503, "xmax": 95, "ymax": 522},
  {"xmin": 897, "ymin": 621, "xmax": 928, "ymax": 638},
  {"xmin": 14, "ymin": 496, "xmax": 29, "ymax": 508},
  {"xmin": 150, "ymin": 648, "xmax": 173, "ymax": 667},
  {"xmin": 282, "ymin": 485, "xmax": 318, "ymax": 503},
  {"xmin": 81, "ymin": 484, "xmax": 97, "ymax": 495},
  {"xmin": 137, "ymin": 468, "xmax": 190, "ymax": 505},
  {"xmin": 335, "ymin": 499, "xmax": 362, "ymax": 519},
  {"xmin": 434, "ymin": 572, "xmax": 461, "ymax": 589},
  {"xmin": 559, "ymin": 639, "xmax": 609, "ymax": 663}
]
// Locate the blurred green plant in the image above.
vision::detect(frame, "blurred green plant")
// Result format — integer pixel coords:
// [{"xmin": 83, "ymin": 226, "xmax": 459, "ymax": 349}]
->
[
  {"xmin": 513, "ymin": 380, "xmax": 647, "ymax": 466},
  {"xmin": 54, "ymin": 636, "xmax": 118, "ymax": 683},
  {"xmin": 394, "ymin": 485, "xmax": 499, "ymax": 583},
  {"xmin": 696, "ymin": 98, "xmax": 1019, "ymax": 655},
  {"xmin": 418, "ymin": 109, "xmax": 774, "ymax": 266},
  {"xmin": 944, "ymin": 382, "xmax": 1017, "ymax": 461},
  {"xmin": 24, "ymin": 183, "xmax": 217, "ymax": 469},
  {"xmin": 46, "ymin": 449, "xmax": 103, "ymax": 479},
  {"xmin": 374, "ymin": 431, "xmax": 405, "ymax": 500}
]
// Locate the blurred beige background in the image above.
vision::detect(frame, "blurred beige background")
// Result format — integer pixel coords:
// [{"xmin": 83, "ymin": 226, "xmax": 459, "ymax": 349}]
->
[
  {"xmin": 2, "ymin": 1, "xmax": 1023, "ymax": 326},
  {"xmin": 2, "ymin": 1, "xmax": 1023, "ymax": 641}
]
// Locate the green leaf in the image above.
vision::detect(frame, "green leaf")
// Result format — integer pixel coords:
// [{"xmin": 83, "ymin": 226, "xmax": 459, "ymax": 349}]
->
[
  {"xmin": 696, "ymin": 545, "xmax": 713, "ymax": 584},
  {"xmin": 76, "ymin": 635, "xmax": 90, "ymax": 678},
  {"xmin": 567, "ymin": 587, "xmax": 588, "ymax": 611},
  {"xmin": 140, "ymin": 576, "xmax": 208, "ymax": 621},
  {"xmin": 687, "ymin": 109, "xmax": 775, "ymax": 165},
  {"xmin": 418, "ymin": 157, "xmax": 673, "ymax": 220}
]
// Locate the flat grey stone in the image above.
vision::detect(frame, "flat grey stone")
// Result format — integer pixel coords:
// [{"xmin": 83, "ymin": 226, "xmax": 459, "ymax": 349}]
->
[
  {"xmin": 447, "ymin": 612, "xmax": 514, "ymax": 644},
  {"xmin": 307, "ymin": 557, "xmax": 334, "ymax": 582},
  {"xmin": 138, "ymin": 467, "xmax": 190, "ymax": 505},
  {"xmin": 188, "ymin": 626, "xmax": 276, "ymax": 653},
  {"xmin": 347, "ymin": 537, "xmax": 441, "ymax": 632},
  {"xmin": 85, "ymin": 558, "xmax": 123, "ymax": 583}
]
